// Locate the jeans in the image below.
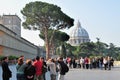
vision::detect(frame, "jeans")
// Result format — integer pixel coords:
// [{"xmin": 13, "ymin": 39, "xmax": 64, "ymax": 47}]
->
[
  {"xmin": 58, "ymin": 74, "xmax": 64, "ymax": 80},
  {"xmin": 51, "ymin": 74, "xmax": 56, "ymax": 80}
]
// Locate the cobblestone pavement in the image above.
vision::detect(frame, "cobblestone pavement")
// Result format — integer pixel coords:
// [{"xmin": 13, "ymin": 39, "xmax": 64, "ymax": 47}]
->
[{"xmin": 0, "ymin": 65, "xmax": 120, "ymax": 80}]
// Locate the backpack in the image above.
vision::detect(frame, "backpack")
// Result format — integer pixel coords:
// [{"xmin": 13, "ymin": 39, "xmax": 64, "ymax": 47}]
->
[{"xmin": 62, "ymin": 63, "xmax": 69, "ymax": 73}]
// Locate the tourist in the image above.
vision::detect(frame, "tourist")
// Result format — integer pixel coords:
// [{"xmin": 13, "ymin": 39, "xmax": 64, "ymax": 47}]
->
[
  {"xmin": 72, "ymin": 58, "xmax": 76, "ymax": 68},
  {"xmin": 88, "ymin": 57, "xmax": 92, "ymax": 69},
  {"xmin": 1, "ymin": 56, "xmax": 12, "ymax": 80},
  {"xmin": 107, "ymin": 56, "xmax": 112, "ymax": 70},
  {"xmin": 103, "ymin": 57, "xmax": 108, "ymax": 70},
  {"xmin": 110, "ymin": 57, "xmax": 114, "ymax": 67},
  {"xmin": 57, "ymin": 57, "xmax": 69, "ymax": 80},
  {"xmin": 99, "ymin": 57, "xmax": 103, "ymax": 70},
  {"xmin": 47, "ymin": 58, "xmax": 57, "ymax": 80},
  {"xmin": 40, "ymin": 57, "xmax": 47, "ymax": 80},
  {"xmin": 84, "ymin": 57, "xmax": 89, "ymax": 69},
  {"xmin": 76, "ymin": 58, "xmax": 80, "ymax": 68},
  {"xmin": 24, "ymin": 59, "xmax": 36, "ymax": 80},
  {"xmin": 16, "ymin": 57, "xmax": 26, "ymax": 80},
  {"xmin": 80, "ymin": 57, "xmax": 84, "ymax": 69},
  {"xmin": 33, "ymin": 56, "xmax": 43, "ymax": 80},
  {"xmin": 66, "ymin": 57, "xmax": 72, "ymax": 68},
  {"xmin": 19, "ymin": 55, "xmax": 24, "ymax": 60}
]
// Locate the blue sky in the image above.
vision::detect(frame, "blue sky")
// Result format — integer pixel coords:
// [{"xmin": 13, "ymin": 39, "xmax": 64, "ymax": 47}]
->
[{"xmin": 0, "ymin": 0, "xmax": 120, "ymax": 46}]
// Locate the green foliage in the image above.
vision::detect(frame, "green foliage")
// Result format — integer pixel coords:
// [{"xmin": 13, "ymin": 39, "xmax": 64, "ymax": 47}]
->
[
  {"xmin": 57, "ymin": 31, "xmax": 69, "ymax": 42},
  {"xmin": 80, "ymin": 42, "xmax": 96, "ymax": 53},
  {"xmin": 117, "ymin": 53, "xmax": 120, "ymax": 60},
  {"xmin": 78, "ymin": 52, "xmax": 89, "ymax": 58},
  {"xmin": 60, "ymin": 44, "xmax": 66, "ymax": 58},
  {"xmin": 56, "ymin": 47, "xmax": 61, "ymax": 55},
  {"xmin": 0, "ymin": 55, "xmax": 4, "ymax": 61},
  {"xmin": 21, "ymin": 1, "xmax": 74, "ymax": 30},
  {"xmin": 39, "ymin": 29, "xmax": 69, "ymax": 42},
  {"xmin": 8, "ymin": 55, "xmax": 18, "ymax": 60},
  {"xmin": 0, "ymin": 55, "xmax": 18, "ymax": 61},
  {"xmin": 65, "ymin": 41, "xmax": 120, "ymax": 59}
]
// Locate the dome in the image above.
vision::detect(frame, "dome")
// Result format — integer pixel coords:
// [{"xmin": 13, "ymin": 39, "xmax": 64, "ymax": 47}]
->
[
  {"xmin": 69, "ymin": 20, "xmax": 90, "ymax": 46},
  {"xmin": 70, "ymin": 21, "xmax": 89, "ymax": 37}
]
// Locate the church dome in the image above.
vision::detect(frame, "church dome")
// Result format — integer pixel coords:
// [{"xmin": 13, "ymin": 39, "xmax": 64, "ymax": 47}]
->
[{"xmin": 69, "ymin": 20, "xmax": 90, "ymax": 46}]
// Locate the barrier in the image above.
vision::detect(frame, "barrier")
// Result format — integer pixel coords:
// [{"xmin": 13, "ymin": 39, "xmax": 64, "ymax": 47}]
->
[{"xmin": 114, "ymin": 61, "xmax": 120, "ymax": 67}]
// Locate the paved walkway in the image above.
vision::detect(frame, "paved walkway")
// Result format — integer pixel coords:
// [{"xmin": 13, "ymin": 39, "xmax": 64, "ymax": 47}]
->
[
  {"xmin": 0, "ymin": 65, "xmax": 120, "ymax": 80},
  {"xmin": 65, "ymin": 67, "xmax": 120, "ymax": 80}
]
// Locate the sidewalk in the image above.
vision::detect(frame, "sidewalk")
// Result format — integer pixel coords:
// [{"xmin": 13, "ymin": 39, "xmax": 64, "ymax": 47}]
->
[{"xmin": 65, "ymin": 67, "xmax": 120, "ymax": 80}]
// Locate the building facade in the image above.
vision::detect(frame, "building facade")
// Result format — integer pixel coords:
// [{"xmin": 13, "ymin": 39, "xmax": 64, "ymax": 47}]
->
[
  {"xmin": 0, "ymin": 15, "xmax": 45, "ymax": 59},
  {"xmin": 0, "ymin": 15, "xmax": 21, "ymax": 36},
  {"xmin": 68, "ymin": 20, "xmax": 90, "ymax": 46}
]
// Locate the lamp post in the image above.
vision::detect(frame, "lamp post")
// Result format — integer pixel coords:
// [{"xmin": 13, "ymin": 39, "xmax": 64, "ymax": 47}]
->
[{"xmin": 96, "ymin": 37, "xmax": 100, "ymax": 55}]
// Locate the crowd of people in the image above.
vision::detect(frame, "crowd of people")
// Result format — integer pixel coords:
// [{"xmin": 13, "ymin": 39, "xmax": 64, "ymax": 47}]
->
[
  {"xmin": 66, "ymin": 56, "xmax": 114, "ymax": 70},
  {"xmin": 1, "ymin": 55, "xmax": 69, "ymax": 80},
  {"xmin": 1, "ymin": 55, "xmax": 115, "ymax": 80}
]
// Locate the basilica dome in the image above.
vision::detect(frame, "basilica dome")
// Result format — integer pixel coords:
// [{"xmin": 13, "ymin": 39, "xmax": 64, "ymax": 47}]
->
[{"xmin": 68, "ymin": 20, "xmax": 90, "ymax": 46}]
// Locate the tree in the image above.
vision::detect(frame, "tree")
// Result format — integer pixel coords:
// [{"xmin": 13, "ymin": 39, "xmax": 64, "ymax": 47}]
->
[
  {"xmin": 39, "ymin": 29, "xmax": 70, "ymax": 57},
  {"xmin": 21, "ymin": 1, "xmax": 74, "ymax": 59},
  {"xmin": 107, "ymin": 43, "xmax": 118, "ymax": 58},
  {"xmin": 95, "ymin": 38, "xmax": 108, "ymax": 55},
  {"xmin": 65, "ymin": 43, "xmax": 76, "ymax": 57},
  {"xmin": 80, "ymin": 42, "xmax": 96, "ymax": 54}
]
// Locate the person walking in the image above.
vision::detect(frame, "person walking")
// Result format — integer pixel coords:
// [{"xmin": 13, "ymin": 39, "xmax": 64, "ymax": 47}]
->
[{"xmin": 1, "ymin": 56, "xmax": 12, "ymax": 80}]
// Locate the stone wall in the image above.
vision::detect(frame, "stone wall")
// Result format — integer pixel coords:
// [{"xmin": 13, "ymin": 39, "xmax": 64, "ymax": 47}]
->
[{"xmin": 0, "ymin": 24, "xmax": 38, "ymax": 59}]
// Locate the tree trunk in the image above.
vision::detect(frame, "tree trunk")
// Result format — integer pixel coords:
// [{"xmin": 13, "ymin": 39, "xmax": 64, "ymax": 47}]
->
[
  {"xmin": 44, "ymin": 27, "xmax": 50, "ymax": 60},
  {"xmin": 45, "ymin": 41, "xmax": 50, "ymax": 60}
]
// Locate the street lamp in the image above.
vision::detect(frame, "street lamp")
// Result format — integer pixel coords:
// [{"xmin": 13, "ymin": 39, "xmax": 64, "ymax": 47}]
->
[{"xmin": 96, "ymin": 37, "xmax": 100, "ymax": 54}]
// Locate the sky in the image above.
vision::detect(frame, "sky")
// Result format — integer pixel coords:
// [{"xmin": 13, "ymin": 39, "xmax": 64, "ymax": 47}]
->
[{"xmin": 0, "ymin": 0, "xmax": 120, "ymax": 47}]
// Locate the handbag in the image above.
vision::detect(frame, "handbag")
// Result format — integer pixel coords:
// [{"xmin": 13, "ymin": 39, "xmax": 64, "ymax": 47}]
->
[{"xmin": 42, "ymin": 65, "xmax": 47, "ymax": 73}]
